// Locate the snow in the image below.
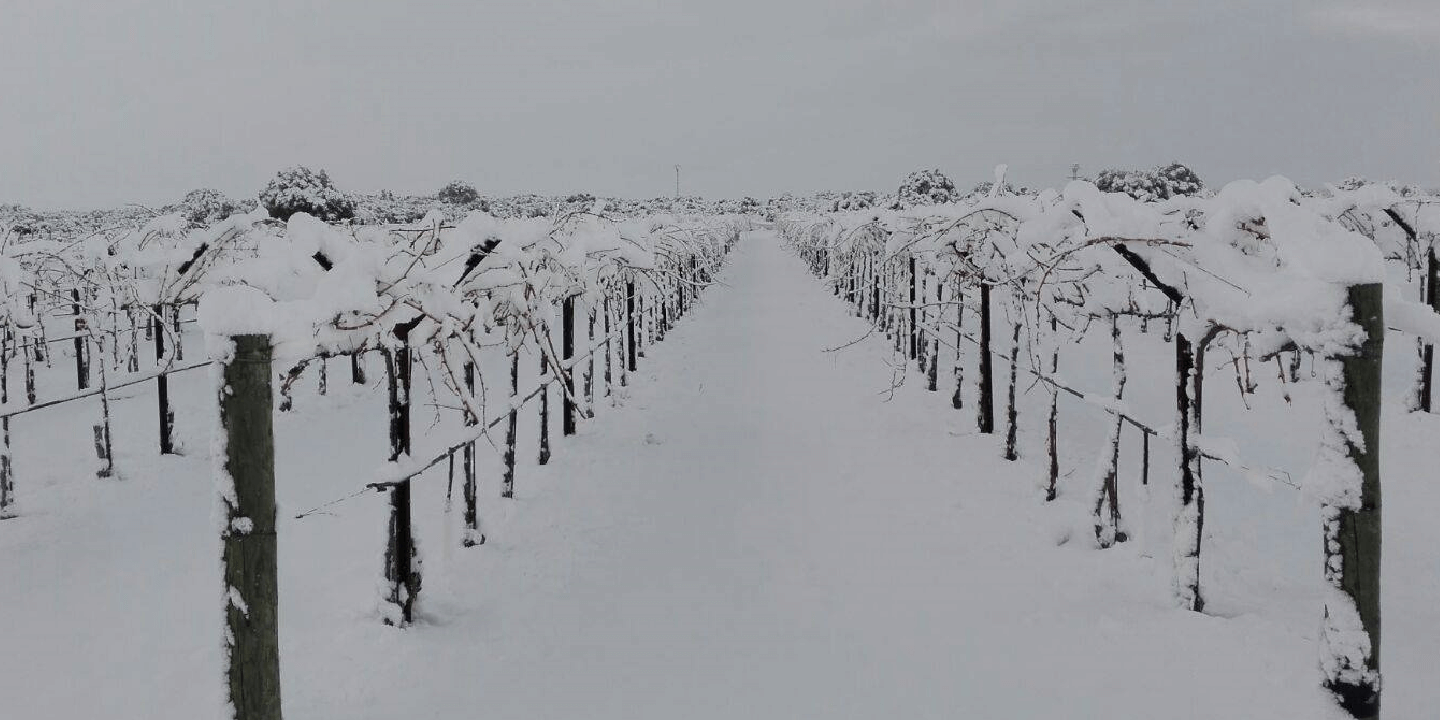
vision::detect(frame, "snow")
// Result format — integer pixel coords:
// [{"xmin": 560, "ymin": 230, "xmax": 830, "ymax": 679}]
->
[{"xmin": 0, "ymin": 229, "xmax": 1437, "ymax": 717}]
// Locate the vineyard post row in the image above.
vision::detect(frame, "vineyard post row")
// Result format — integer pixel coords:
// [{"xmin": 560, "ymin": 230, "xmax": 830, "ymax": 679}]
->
[
  {"xmin": 215, "ymin": 225, "xmax": 740, "ymax": 720},
  {"xmin": 778, "ymin": 182, "xmax": 1404, "ymax": 719}
]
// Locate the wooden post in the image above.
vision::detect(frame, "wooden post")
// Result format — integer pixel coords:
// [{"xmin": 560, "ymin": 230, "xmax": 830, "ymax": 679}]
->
[
  {"xmin": 218, "ymin": 334, "xmax": 282, "ymax": 720},
  {"xmin": 503, "ymin": 348, "xmax": 518, "ymax": 499},
  {"xmin": 73, "ymin": 289, "xmax": 89, "ymax": 390},
  {"xmin": 977, "ymin": 283, "xmax": 994, "ymax": 434},
  {"xmin": 1421, "ymin": 246, "xmax": 1437, "ymax": 412},
  {"xmin": 586, "ymin": 308, "xmax": 596, "ymax": 404},
  {"xmin": 154, "ymin": 305, "xmax": 174, "ymax": 455},
  {"xmin": 0, "ymin": 339, "xmax": 13, "ymax": 518},
  {"xmin": 382, "ymin": 337, "xmax": 420, "ymax": 626},
  {"xmin": 1322, "ymin": 282, "xmax": 1383, "ymax": 719},
  {"xmin": 908, "ymin": 256, "xmax": 918, "ymax": 361},
  {"xmin": 461, "ymin": 359, "xmax": 482, "ymax": 547},
  {"xmin": 1174, "ymin": 332, "xmax": 1203, "ymax": 612},
  {"xmin": 563, "ymin": 297, "xmax": 576, "ymax": 436},
  {"xmin": 927, "ymin": 279, "xmax": 940, "ymax": 391},
  {"xmin": 1003, "ymin": 323, "xmax": 1021, "ymax": 461},
  {"xmin": 1044, "ymin": 314, "xmax": 1059, "ymax": 502},
  {"xmin": 952, "ymin": 282, "xmax": 964, "ymax": 410},
  {"xmin": 351, "ymin": 352, "xmax": 366, "ymax": 385},
  {"xmin": 538, "ymin": 352, "xmax": 551, "ymax": 466},
  {"xmin": 1093, "ymin": 314, "xmax": 1125, "ymax": 546},
  {"xmin": 626, "ymin": 280, "xmax": 637, "ymax": 373},
  {"xmin": 603, "ymin": 295, "xmax": 613, "ymax": 397}
]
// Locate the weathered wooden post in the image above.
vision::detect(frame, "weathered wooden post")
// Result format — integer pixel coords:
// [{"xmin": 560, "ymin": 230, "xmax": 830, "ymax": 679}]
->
[
  {"xmin": 977, "ymin": 282, "xmax": 994, "ymax": 434},
  {"xmin": 1, "ymin": 343, "xmax": 14, "ymax": 518},
  {"xmin": 1174, "ymin": 331, "xmax": 1203, "ymax": 612},
  {"xmin": 538, "ymin": 352, "xmax": 551, "ymax": 466},
  {"xmin": 603, "ymin": 295, "xmax": 614, "ymax": 397},
  {"xmin": 73, "ymin": 289, "xmax": 89, "ymax": 391},
  {"xmin": 1003, "ymin": 323, "xmax": 1021, "ymax": 461},
  {"xmin": 586, "ymin": 307, "xmax": 596, "ymax": 404},
  {"xmin": 1321, "ymin": 282, "xmax": 1383, "ymax": 720},
  {"xmin": 1421, "ymin": 243, "xmax": 1438, "ymax": 412},
  {"xmin": 563, "ymin": 296, "xmax": 576, "ymax": 436},
  {"xmin": 908, "ymin": 256, "xmax": 918, "ymax": 361},
  {"xmin": 952, "ymin": 282, "xmax": 965, "ymax": 410},
  {"xmin": 217, "ymin": 334, "xmax": 282, "ymax": 720},
  {"xmin": 626, "ymin": 279, "xmax": 637, "ymax": 373},
  {"xmin": 503, "ymin": 347, "xmax": 518, "ymax": 499},
  {"xmin": 154, "ymin": 305, "xmax": 174, "ymax": 455},
  {"xmin": 381, "ymin": 333, "xmax": 420, "ymax": 627},
  {"xmin": 927, "ymin": 279, "xmax": 940, "ymax": 392},
  {"xmin": 461, "ymin": 359, "xmax": 482, "ymax": 547}
]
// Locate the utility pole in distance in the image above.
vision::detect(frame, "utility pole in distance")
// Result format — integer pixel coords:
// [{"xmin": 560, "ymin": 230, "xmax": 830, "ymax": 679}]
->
[
  {"xmin": 1069, "ymin": 163, "xmax": 1082, "ymax": 181},
  {"xmin": 675, "ymin": 165, "xmax": 681, "ymax": 199}
]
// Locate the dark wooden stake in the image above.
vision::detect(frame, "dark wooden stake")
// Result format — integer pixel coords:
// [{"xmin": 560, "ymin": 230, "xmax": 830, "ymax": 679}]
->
[
  {"xmin": 1322, "ymin": 282, "xmax": 1383, "ymax": 720},
  {"xmin": 219, "ymin": 334, "xmax": 282, "ymax": 720}
]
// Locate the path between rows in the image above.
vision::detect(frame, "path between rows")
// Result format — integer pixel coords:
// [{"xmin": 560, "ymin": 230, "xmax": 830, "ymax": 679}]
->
[{"xmin": 362, "ymin": 230, "xmax": 1335, "ymax": 719}]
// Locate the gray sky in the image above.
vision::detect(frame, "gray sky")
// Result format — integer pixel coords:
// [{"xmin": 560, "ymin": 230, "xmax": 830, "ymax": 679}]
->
[{"xmin": 2, "ymin": 0, "xmax": 1437, "ymax": 209}]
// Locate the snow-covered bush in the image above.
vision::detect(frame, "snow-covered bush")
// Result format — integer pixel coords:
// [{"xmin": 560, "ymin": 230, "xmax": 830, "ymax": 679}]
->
[
  {"xmin": 1095, "ymin": 163, "xmax": 1204, "ymax": 201},
  {"xmin": 169, "ymin": 188, "xmax": 244, "ymax": 226},
  {"xmin": 898, "ymin": 169, "xmax": 957, "ymax": 207},
  {"xmin": 259, "ymin": 166, "xmax": 356, "ymax": 223},
  {"xmin": 438, "ymin": 181, "xmax": 479, "ymax": 205}
]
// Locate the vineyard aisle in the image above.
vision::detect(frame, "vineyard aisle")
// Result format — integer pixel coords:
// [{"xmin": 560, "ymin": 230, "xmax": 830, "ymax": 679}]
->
[
  {"xmin": 358, "ymin": 229, "xmax": 1341, "ymax": 719},
  {"xmin": 0, "ymin": 229, "xmax": 1352, "ymax": 719}
]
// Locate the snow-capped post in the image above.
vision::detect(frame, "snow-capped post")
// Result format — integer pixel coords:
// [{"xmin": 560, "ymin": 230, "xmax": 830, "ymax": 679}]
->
[
  {"xmin": 93, "ymin": 337, "xmax": 115, "ymax": 479},
  {"xmin": 1422, "ymin": 242, "xmax": 1438, "ymax": 413},
  {"xmin": 218, "ymin": 333, "xmax": 282, "ymax": 720},
  {"xmin": 171, "ymin": 304, "xmax": 184, "ymax": 361},
  {"xmin": 977, "ymin": 282, "xmax": 994, "ymax": 434},
  {"xmin": 24, "ymin": 337, "xmax": 36, "ymax": 405},
  {"xmin": 381, "ymin": 331, "xmax": 420, "ymax": 627},
  {"xmin": 0, "ymin": 344, "xmax": 13, "ymax": 518},
  {"xmin": 503, "ymin": 348, "xmax": 518, "ymax": 499},
  {"xmin": 864, "ymin": 257, "xmax": 875, "ymax": 322},
  {"xmin": 1321, "ymin": 281, "xmax": 1383, "ymax": 719},
  {"xmin": 1003, "ymin": 323, "xmax": 1020, "ymax": 461},
  {"xmin": 1093, "ymin": 314, "xmax": 1125, "ymax": 546},
  {"xmin": 350, "ymin": 352, "xmax": 366, "ymax": 385},
  {"xmin": 586, "ymin": 307, "xmax": 595, "ymax": 404},
  {"xmin": 153, "ymin": 305, "xmax": 174, "ymax": 455},
  {"xmin": 562, "ymin": 296, "xmax": 576, "ymax": 436},
  {"xmin": 908, "ymin": 256, "xmax": 918, "ymax": 361},
  {"xmin": 626, "ymin": 279, "xmax": 637, "ymax": 373},
  {"xmin": 537, "ymin": 352, "xmax": 551, "ymax": 465},
  {"xmin": 917, "ymin": 272, "xmax": 928, "ymax": 375},
  {"xmin": 952, "ymin": 284, "xmax": 964, "ymax": 410},
  {"xmin": 927, "ymin": 280, "xmax": 940, "ymax": 392},
  {"xmin": 1044, "ymin": 315, "xmax": 1059, "ymax": 502},
  {"xmin": 461, "ymin": 359, "xmax": 482, "ymax": 547},
  {"xmin": 73, "ymin": 289, "xmax": 89, "ymax": 391},
  {"xmin": 602, "ymin": 294, "xmax": 613, "ymax": 397},
  {"xmin": 1173, "ymin": 331, "xmax": 1204, "ymax": 612}
]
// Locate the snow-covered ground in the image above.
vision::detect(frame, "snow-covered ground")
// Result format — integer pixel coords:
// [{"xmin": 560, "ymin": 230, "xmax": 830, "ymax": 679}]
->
[{"xmin": 0, "ymin": 230, "xmax": 1436, "ymax": 718}]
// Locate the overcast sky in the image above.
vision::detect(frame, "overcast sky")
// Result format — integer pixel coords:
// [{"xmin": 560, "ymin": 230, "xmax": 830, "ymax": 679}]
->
[{"xmin": 1, "ymin": 0, "xmax": 1436, "ymax": 209}]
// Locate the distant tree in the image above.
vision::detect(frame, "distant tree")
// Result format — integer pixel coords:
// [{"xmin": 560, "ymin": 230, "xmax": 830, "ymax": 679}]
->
[
  {"xmin": 1154, "ymin": 163, "xmax": 1203, "ymax": 197},
  {"xmin": 1096, "ymin": 162, "xmax": 1204, "ymax": 201},
  {"xmin": 172, "ymin": 188, "xmax": 242, "ymax": 225},
  {"xmin": 832, "ymin": 191, "xmax": 877, "ymax": 212},
  {"xmin": 438, "ymin": 181, "xmax": 480, "ymax": 205},
  {"xmin": 898, "ymin": 169, "xmax": 957, "ymax": 207},
  {"xmin": 259, "ymin": 166, "xmax": 355, "ymax": 222}
]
